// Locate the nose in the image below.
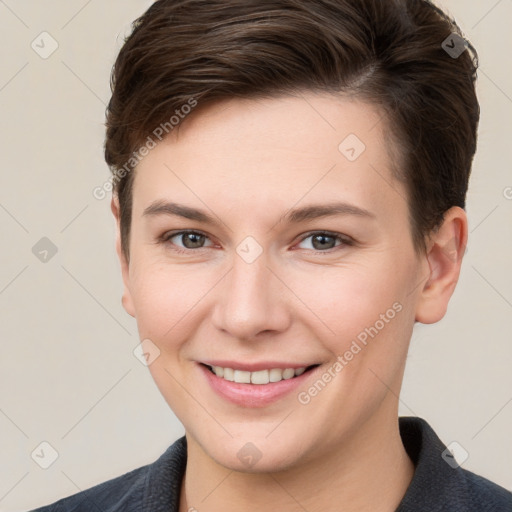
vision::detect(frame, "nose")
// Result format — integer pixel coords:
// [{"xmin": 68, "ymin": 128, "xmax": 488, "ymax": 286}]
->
[{"xmin": 211, "ymin": 249, "xmax": 292, "ymax": 341}]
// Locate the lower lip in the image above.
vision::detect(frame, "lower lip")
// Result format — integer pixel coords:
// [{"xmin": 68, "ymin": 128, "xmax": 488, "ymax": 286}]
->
[{"xmin": 199, "ymin": 363, "xmax": 319, "ymax": 408}]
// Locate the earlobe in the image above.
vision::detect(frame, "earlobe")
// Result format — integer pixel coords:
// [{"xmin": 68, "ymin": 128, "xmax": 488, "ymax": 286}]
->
[
  {"xmin": 415, "ymin": 206, "xmax": 468, "ymax": 324},
  {"xmin": 111, "ymin": 196, "xmax": 136, "ymax": 318}
]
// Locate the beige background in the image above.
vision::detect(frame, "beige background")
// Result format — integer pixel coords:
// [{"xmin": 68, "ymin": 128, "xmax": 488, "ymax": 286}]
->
[{"xmin": 0, "ymin": 1, "xmax": 511, "ymax": 510}]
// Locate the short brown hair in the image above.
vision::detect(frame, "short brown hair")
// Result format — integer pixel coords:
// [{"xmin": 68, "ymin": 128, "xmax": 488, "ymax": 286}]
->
[{"xmin": 104, "ymin": 0, "xmax": 479, "ymax": 260}]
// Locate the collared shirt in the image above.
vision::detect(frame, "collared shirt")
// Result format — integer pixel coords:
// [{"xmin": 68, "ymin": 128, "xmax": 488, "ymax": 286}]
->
[{"xmin": 27, "ymin": 416, "xmax": 512, "ymax": 511}]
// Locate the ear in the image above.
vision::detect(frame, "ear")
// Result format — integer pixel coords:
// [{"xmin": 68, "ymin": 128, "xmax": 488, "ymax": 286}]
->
[
  {"xmin": 415, "ymin": 206, "xmax": 468, "ymax": 324},
  {"xmin": 111, "ymin": 195, "xmax": 135, "ymax": 318}
]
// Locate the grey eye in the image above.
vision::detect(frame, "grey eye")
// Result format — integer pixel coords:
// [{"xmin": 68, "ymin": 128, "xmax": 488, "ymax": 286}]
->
[
  {"xmin": 166, "ymin": 231, "xmax": 213, "ymax": 249},
  {"xmin": 298, "ymin": 233, "xmax": 342, "ymax": 251}
]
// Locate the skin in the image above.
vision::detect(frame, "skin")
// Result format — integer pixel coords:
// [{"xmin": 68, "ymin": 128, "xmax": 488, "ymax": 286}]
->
[{"xmin": 111, "ymin": 92, "xmax": 467, "ymax": 512}]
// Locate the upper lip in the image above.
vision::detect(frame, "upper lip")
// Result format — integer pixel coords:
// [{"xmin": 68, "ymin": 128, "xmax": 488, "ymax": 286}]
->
[{"xmin": 200, "ymin": 361, "xmax": 320, "ymax": 372}]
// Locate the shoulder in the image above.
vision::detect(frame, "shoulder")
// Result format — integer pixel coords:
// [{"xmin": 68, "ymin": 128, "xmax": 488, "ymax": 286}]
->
[
  {"xmin": 25, "ymin": 436, "xmax": 187, "ymax": 512},
  {"xmin": 461, "ymin": 468, "xmax": 512, "ymax": 511},
  {"xmin": 397, "ymin": 416, "xmax": 512, "ymax": 511}
]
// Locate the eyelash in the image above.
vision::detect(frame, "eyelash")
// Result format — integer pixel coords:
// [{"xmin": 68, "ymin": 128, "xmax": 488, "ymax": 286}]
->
[{"xmin": 159, "ymin": 230, "xmax": 354, "ymax": 255}]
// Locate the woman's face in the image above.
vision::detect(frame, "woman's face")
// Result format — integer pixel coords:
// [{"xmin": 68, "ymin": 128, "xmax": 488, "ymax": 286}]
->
[{"xmin": 117, "ymin": 93, "xmax": 429, "ymax": 472}]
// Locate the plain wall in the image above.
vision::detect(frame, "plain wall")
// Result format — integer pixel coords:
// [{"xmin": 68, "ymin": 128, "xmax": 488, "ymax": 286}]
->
[{"xmin": 0, "ymin": 1, "xmax": 511, "ymax": 510}]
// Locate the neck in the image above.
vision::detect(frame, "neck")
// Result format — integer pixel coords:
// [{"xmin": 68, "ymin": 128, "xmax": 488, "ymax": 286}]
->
[{"xmin": 179, "ymin": 403, "xmax": 414, "ymax": 512}]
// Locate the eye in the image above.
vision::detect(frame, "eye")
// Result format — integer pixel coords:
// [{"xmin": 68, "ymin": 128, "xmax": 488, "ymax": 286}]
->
[
  {"xmin": 160, "ymin": 230, "xmax": 214, "ymax": 253},
  {"xmin": 296, "ymin": 231, "xmax": 353, "ymax": 252},
  {"xmin": 159, "ymin": 230, "xmax": 353, "ymax": 254}
]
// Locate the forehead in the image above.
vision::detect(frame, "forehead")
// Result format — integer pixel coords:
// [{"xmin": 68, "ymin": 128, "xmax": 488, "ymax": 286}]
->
[{"xmin": 131, "ymin": 93, "xmax": 405, "ymax": 222}]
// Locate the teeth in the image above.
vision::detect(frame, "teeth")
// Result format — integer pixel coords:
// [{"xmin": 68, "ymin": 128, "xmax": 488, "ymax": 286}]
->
[
  {"xmin": 210, "ymin": 365, "xmax": 308, "ymax": 384},
  {"xmin": 251, "ymin": 370, "xmax": 269, "ymax": 385},
  {"xmin": 223, "ymin": 367, "xmax": 234, "ymax": 381},
  {"xmin": 282, "ymin": 368, "xmax": 295, "ymax": 379},
  {"xmin": 269, "ymin": 368, "xmax": 282, "ymax": 382},
  {"xmin": 234, "ymin": 370, "xmax": 251, "ymax": 384}
]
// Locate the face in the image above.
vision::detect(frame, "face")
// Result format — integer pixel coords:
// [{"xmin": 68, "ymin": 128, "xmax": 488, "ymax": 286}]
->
[{"xmin": 116, "ymin": 93, "xmax": 431, "ymax": 473}]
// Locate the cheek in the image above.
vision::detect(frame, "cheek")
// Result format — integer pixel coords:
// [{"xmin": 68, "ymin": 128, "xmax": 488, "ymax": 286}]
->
[
  {"xmin": 288, "ymin": 261, "xmax": 408, "ymax": 340},
  {"xmin": 296, "ymin": 260, "xmax": 417, "ymax": 389},
  {"xmin": 128, "ymin": 262, "xmax": 214, "ymax": 417},
  {"xmin": 130, "ymin": 276, "xmax": 174, "ymax": 340},
  {"xmin": 128, "ymin": 260, "xmax": 221, "ymax": 347}
]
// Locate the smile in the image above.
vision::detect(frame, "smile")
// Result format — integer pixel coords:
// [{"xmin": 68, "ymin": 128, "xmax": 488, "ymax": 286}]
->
[
  {"xmin": 204, "ymin": 364, "xmax": 318, "ymax": 384},
  {"xmin": 198, "ymin": 360, "xmax": 322, "ymax": 407}
]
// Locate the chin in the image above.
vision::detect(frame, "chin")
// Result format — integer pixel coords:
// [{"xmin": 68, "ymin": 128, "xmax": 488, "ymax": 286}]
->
[
  {"xmin": 216, "ymin": 447, "xmax": 302, "ymax": 474},
  {"xmin": 196, "ymin": 427, "xmax": 311, "ymax": 474}
]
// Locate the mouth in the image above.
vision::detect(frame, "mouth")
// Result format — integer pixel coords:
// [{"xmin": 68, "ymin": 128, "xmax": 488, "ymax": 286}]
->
[
  {"xmin": 198, "ymin": 361, "xmax": 324, "ymax": 407},
  {"xmin": 200, "ymin": 363, "xmax": 320, "ymax": 385}
]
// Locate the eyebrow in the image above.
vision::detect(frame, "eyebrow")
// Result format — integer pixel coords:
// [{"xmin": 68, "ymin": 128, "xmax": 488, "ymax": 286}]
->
[{"xmin": 142, "ymin": 200, "xmax": 375, "ymax": 225}]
